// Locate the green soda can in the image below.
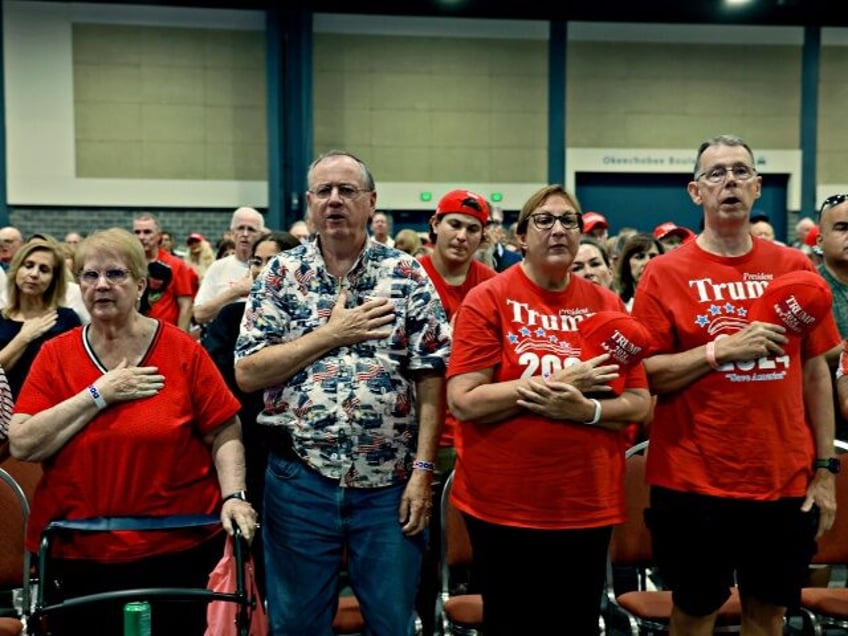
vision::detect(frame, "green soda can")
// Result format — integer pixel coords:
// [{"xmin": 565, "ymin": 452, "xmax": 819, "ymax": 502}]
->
[{"xmin": 123, "ymin": 601, "xmax": 151, "ymax": 636}]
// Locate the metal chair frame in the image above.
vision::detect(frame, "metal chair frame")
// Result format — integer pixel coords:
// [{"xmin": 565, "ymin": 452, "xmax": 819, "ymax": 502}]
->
[
  {"xmin": 435, "ymin": 470, "xmax": 481, "ymax": 636},
  {"xmin": 26, "ymin": 514, "xmax": 254, "ymax": 636},
  {"xmin": 0, "ymin": 467, "xmax": 31, "ymax": 634},
  {"xmin": 791, "ymin": 439, "xmax": 848, "ymax": 635}
]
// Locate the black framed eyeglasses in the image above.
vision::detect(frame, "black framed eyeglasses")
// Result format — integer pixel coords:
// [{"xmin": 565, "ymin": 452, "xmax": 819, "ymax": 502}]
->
[{"xmin": 528, "ymin": 213, "xmax": 581, "ymax": 231}]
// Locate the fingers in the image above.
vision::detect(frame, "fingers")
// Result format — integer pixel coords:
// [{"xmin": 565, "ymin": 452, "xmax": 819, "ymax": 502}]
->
[
  {"xmin": 360, "ymin": 296, "xmax": 392, "ymax": 310},
  {"xmin": 586, "ymin": 353, "xmax": 612, "ymax": 366},
  {"xmin": 102, "ymin": 366, "xmax": 165, "ymax": 402},
  {"xmin": 400, "ymin": 501, "xmax": 431, "ymax": 536},
  {"xmin": 720, "ymin": 322, "xmax": 791, "ymax": 362},
  {"xmin": 222, "ymin": 499, "xmax": 259, "ymax": 542},
  {"xmin": 398, "ymin": 482, "xmax": 431, "ymax": 536}
]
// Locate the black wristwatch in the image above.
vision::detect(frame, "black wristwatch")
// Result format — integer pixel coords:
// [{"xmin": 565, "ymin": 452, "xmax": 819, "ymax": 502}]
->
[
  {"xmin": 222, "ymin": 490, "xmax": 249, "ymax": 503},
  {"xmin": 813, "ymin": 458, "xmax": 841, "ymax": 474}
]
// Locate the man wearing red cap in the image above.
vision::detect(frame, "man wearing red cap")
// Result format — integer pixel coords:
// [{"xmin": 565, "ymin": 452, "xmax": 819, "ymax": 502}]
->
[
  {"xmin": 632, "ymin": 135, "xmax": 840, "ymax": 636},
  {"xmin": 416, "ymin": 189, "xmax": 496, "ymax": 635},
  {"xmin": 582, "ymin": 211, "xmax": 610, "ymax": 240},
  {"xmin": 419, "ymin": 190, "xmax": 496, "ymax": 470}
]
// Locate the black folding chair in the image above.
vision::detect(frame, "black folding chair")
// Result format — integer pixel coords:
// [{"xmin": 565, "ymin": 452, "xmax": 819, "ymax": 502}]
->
[{"xmin": 26, "ymin": 514, "xmax": 254, "ymax": 636}]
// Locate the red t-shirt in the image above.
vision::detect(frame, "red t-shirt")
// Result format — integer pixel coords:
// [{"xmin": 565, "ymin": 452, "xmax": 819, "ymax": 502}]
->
[
  {"xmin": 18, "ymin": 322, "xmax": 241, "ymax": 561},
  {"xmin": 145, "ymin": 249, "xmax": 195, "ymax": 326},
  {"xmin": 447, "ymin": 265, "xmax": 648, "ymax": 529},
  {"xmin": 419, "ymin": 255, "xmax": 496, "ymax": 447},
  {"xmin": 632, "ymin": 238, "xmax": 840, "ymax": 500}
]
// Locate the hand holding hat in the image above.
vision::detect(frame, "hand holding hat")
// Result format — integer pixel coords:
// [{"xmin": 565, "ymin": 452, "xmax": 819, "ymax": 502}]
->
[
  {"xmin": 748, "ymin": 270, "xmax": 832, "ymax": 337},
  {"xmin": 577, "ymin": 311, "xmax": 652, "ymax": 395}
]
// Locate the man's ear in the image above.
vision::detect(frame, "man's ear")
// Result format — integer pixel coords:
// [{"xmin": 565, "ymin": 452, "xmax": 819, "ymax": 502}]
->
[{"xmin": 687, "ymin": 181, "xmax": 702, "ymax": 206}]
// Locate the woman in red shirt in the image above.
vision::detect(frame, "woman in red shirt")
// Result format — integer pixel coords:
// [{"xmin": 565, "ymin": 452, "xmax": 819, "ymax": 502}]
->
[{"xmin": 447, "ymin": 184, "xmax": 652, "ymax": 635}]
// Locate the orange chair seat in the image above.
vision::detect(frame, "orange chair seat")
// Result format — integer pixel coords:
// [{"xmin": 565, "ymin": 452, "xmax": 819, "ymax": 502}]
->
[
  {"xmin": 617, "ymin": 587, "xmax": 741, "ymax": 623},
  {"xmin": 0, "ymin": 617, "xmax": 22, "ymax": 636},
  {"xmin": 332, "ymin": 595, "xmax": 366, "ymax": 634},
  {"xmin": 443, "ymin": 593, "xmax": 483, "ymax": 627},
  {"xmin": 801, "ymin": 587, "xmax": 848, "ymax": 618}
]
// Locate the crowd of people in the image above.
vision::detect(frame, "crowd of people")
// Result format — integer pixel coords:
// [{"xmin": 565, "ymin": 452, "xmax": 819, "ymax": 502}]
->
[{"xmin": 0, "ymin": 134, "xmax": 844, "ymax": 636}]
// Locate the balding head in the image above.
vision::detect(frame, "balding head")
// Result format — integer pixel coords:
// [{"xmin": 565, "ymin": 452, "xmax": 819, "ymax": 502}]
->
[
  {"xmin": 231, "ymin": 207, "xmax": 264, "ymax": 231},
  {"xmin": 795, "ymin": 217, "xmax": 815, "ymax": 244},
  {"xmin": 230, "ymin": 207, "xmax": 265, "ymax": 261},
  {"xmin": 0, "ymin": 226, "xmax": 24, "ymax": 264}
]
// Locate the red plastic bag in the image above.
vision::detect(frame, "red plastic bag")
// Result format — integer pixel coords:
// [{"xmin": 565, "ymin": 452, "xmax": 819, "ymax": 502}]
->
[{"xmin": 205, "ymin": 537, "xmax": 268, "ymax": 635}]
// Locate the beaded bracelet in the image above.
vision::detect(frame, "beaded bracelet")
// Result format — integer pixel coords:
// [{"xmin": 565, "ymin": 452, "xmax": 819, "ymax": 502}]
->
[{"xmin": 412, "ymin": 459, "xmax": 435, "ymax": 472}]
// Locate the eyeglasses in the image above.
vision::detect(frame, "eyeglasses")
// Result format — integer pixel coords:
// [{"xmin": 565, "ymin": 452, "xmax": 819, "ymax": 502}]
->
[
  {"xmin": 309, "ymin": 184, "xmax": 371, "ymax": 200},
  {"xmin": 528, "ymin": 213, "xmax": 581, "ymax": 231},
  {"xmin": 79, "ymin": 268, "xmax": 131, "ymax": 285},
  {"xmin": 695, "ymin": 164, "xmax": 757, "ymax": 184}
]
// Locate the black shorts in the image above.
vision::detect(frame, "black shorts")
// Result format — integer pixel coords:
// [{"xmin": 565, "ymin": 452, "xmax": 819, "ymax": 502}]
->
[{"xmin": 645, "ymin": 486, "xmax": 818, "ymax": 617}]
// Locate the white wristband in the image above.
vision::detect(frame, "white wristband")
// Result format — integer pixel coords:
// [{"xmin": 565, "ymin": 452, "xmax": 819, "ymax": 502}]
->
[
  {"xmin": 87, "ymin": 385, "xmax": 107, "ymax": 410},
  {"xmin": 584, "ymin": 398, "xmax": 602, "ymax": 425}
]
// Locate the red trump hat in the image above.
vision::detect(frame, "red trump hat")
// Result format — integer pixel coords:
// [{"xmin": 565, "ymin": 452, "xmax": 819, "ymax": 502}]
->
[
  {"xmin": 748, "ymin": 270, "xmax": 832, "ymax": 336},
  {"xmin": 654, "ymin": 222, "xmax": 695, "ymax": 242},
  {"xmin": 578, "ymin": 311, "xmax": 652, "ymax": 394},
  {"xmin": 582, "ymin": 211, "xmax": 609, "ymax": 233}
]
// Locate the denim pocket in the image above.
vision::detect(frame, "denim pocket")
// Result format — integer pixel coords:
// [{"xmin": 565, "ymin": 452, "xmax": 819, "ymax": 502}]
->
[{"xmin": 267, "ymin": 454, "xmax": 302, "ymax": 481}]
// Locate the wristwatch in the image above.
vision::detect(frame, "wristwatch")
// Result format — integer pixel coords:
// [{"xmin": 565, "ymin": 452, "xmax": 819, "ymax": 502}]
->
[
  {"xmin": 222, "ymin": 490, "xmax": 249, "ymax": 503},
  {"xmin": 813, "ymin": 458, "xmax": 841, "ymax": 474}
]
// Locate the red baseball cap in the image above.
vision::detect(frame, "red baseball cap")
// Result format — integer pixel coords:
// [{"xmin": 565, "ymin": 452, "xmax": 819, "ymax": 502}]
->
[
  {"xmin": 582, "ymin": 212, "xmax": 609, "ymax": 233},
  {"xmin": 804, "ymin": 224, "xmax": 820, "ymax": 247},
  {"xmin": 748, "ymin": 270, "xmax": 832, "ymax": 337},
  {"xmin": 435, "ymin": 190, "xmax": 490, "ymax": 226},
  {"xmin": 186, "ymin": 233, "xmax": 205, "ymax": 244},
  {"xmin": 578, "ymin": 311, "xmax": 652, "ymax": 394},
  {"xmin": 654, "ymin": 222, "xmax": 695, "ymax": 242}
]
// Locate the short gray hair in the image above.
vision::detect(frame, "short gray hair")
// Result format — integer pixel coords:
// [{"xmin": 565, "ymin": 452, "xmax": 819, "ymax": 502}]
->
[{"xmin": 693, "ymin": 134, "xmax": 755, "ymax": 178}]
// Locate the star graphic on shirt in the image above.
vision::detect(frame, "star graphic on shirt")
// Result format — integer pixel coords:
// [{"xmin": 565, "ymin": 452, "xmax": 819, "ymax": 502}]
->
[
  {"xmin": 709, "ymin": 304, "xmax": 722, "ymax": 316},
  {"xmin": 549, "ymin": 335, "xmax": 558, "ymax": 343},
  {"xmin": 737, "ymin": 306, "xmax": 748, "ymax": 317},
  {"xmin": 695, "ymin": 315, "xmax": 710, "ymax": 327},
  {"xmin": 535, "ymin": 328, "xmax": 546, "ymax": 337},
  {"xmin": 508, "ymin": 332, "xmax": 519, "ymax": 344},
  {"xmin": 520, "ymin": 327, "xmax": 531, "ymax": 336},
  {"xmin": 724, "ymin": 302, "xmax": 735, "ymax": 313}
]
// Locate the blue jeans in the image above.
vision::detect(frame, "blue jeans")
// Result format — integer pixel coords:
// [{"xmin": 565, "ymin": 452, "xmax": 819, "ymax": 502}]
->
[{"xmin": 263, "ymin": 453, "xmax": 425, "ymax": 636}]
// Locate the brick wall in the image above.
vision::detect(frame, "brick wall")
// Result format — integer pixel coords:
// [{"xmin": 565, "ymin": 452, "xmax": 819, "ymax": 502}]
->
[{"xmin": 8, "ymin": 207, "xmax": 258, "ymax": 249}]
